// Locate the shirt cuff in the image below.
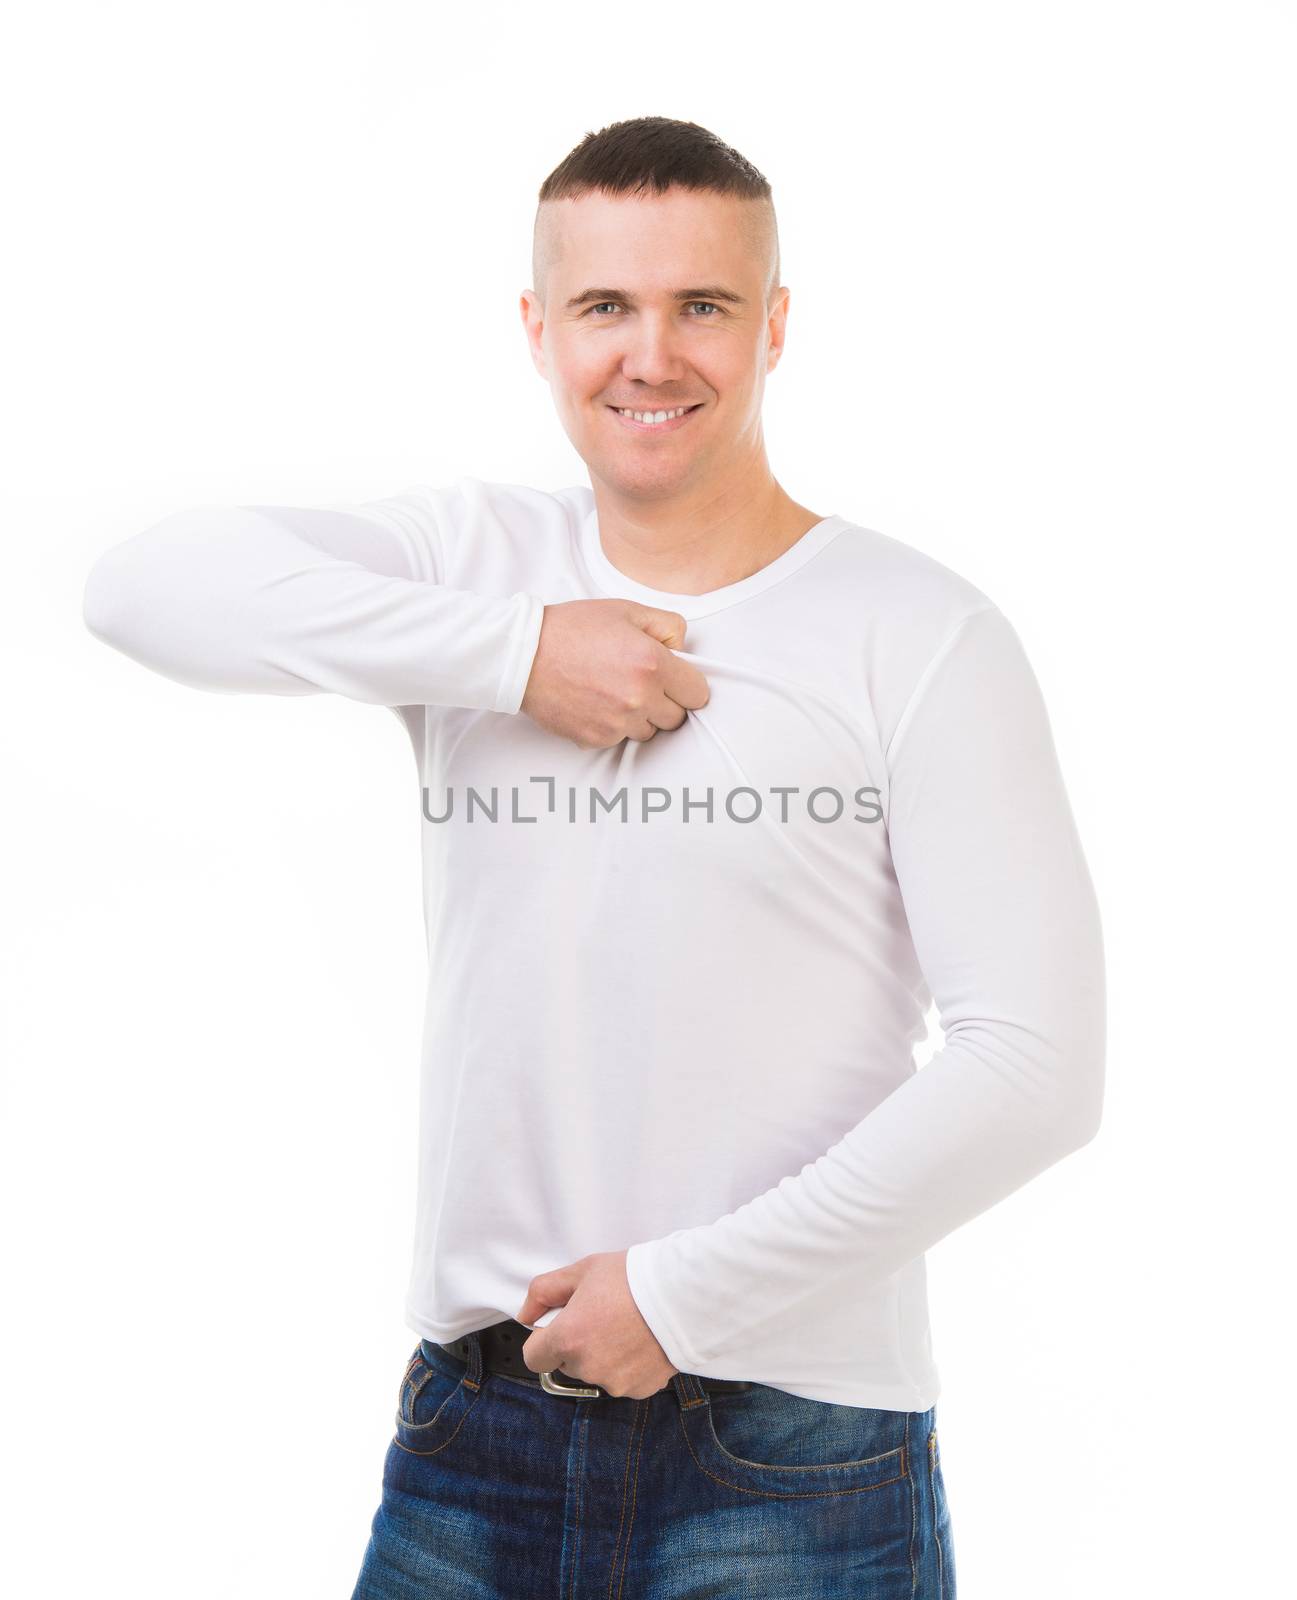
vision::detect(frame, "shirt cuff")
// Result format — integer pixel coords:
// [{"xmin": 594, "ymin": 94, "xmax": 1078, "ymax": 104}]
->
[
  {"xmin": 494, "ymin": 592, "xmax": 547, "ymax": 715},
  {"xmin": 625, "ymin": 1236, "xmax": 695, "ymax": 1375}
]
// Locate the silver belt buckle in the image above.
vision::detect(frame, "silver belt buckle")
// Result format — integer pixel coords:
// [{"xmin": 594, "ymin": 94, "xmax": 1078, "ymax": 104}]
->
[{"xmin": 539, "ymin": 1368, "xmax": 601, "ymax": 1398}]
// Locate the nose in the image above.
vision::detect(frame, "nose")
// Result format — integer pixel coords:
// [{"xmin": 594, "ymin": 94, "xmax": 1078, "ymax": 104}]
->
[{"xmin": 618, "ymin": 311, "xmax": 688, "ymax": 389}]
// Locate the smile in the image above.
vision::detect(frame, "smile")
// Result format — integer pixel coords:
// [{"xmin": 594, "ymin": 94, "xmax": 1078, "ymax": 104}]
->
[{"xmin": 607, "ymin": 403, "xmax": 704, "ymax": 433}]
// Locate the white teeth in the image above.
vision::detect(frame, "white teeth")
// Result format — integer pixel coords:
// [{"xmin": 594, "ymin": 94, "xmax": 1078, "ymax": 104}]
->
[{"xmin": 616, "ymin": 406, "xmax": 692, "ymax": 424}]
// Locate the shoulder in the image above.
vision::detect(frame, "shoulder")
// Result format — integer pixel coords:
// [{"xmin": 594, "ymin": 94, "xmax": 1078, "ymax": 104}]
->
[
  {"xmin": 795, "ymin": 518, "xmax": 1034, "ymax": 761},
  {"xmin": 351, "ymin": 475, "xmax": 587, "ymax": 583},
  {"xmin": 826, "ymin": 519, "xmax": 998, "ymax": 631}
]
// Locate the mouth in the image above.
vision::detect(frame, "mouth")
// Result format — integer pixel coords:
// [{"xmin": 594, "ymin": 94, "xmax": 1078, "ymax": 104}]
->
[{"xmin": 606, "ymin": 402, "xmax": 705, "ymax": 434}]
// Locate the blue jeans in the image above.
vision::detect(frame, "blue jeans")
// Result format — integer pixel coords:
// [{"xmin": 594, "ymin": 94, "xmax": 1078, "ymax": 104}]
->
[{"xmin": 350, "ymin": 1329, "xmax": 955, "ymax": 1597}]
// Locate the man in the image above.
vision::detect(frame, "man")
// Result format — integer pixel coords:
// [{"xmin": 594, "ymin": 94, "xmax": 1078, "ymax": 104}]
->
[{"xmin": 82, "ymin": 115, "xmax": 1104, "ymax": 1598}]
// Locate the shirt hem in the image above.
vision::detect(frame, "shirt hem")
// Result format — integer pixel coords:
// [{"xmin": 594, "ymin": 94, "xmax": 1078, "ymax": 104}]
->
[{"xmin": 405, "ymin": 1297, "xmax": 940, "ymax": 1411}]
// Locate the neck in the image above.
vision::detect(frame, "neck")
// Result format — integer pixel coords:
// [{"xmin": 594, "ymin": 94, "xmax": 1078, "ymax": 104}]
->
[{"xmin": 587, "ymin": 470, "xmax": 823, "ymax": 598}]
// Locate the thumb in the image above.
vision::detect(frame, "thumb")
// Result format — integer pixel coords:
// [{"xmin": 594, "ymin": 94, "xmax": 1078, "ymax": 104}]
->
[
  {"xmin": 628, "ymin": 604, "xmax": 689, "ymax": 651},
  {"xmin": 516, "ymin": 1265, "xmax": 578, "ymax": 1326}
]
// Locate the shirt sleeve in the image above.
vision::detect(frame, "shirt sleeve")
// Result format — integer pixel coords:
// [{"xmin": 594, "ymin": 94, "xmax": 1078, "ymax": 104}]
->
[
  {"xmin": 623, "ymin": 603, "xmax": 1106, "ymax": 1378},
  {"xmin": 80, "ymin": 494, "xmax": 547, "ymax": 714}
]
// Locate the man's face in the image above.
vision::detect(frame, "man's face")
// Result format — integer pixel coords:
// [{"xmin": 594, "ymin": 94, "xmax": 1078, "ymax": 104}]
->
[{"xmin": 521, "ymin": 187, "xmax": 786, "ymax": 501}]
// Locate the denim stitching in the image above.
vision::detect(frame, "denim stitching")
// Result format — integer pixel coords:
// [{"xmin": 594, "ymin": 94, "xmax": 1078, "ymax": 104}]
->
[
  {"xmin": 674, "ymin": 1403, "xmax": 908, "ymax": 1500},
  {"xmin": 392, "ymin": 1366, "xmax": 480, "ymax": 1453},
  {"xmin": 567, "ymin": 1405, "xmax": 591, "ymax": 1600},
  {"xmin": 610, "ymin": 1400, "xmax": 648, "ymax": 1600},
  {"xmin": 907, "ymin": 1409, "xmax": 919, "ymax": 1595},
  {"xmin": 398, "ymin": 1347, "xmax": 424, "ymax": 1419},
  {"xmin": 703, "ymin": 1397, "xmax": 908, "ymax": 1473},
  {"xmin": 929, "ymin": 1427, "xmax": 947, "ymax": 1599},
  {"xmin": 391, "ymin": 1391, "xmax": 479, "ymax": 1457}
]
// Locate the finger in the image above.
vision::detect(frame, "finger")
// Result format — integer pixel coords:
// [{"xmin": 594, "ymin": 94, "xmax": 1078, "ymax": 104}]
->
[
  {"xmin": 520, "ymin": 1329, "xmax": 550, "ymax": 1372},
  {"xmin": 628, "ymin": 604, "xmax": 688, "ymax": 650},
  {"xmin": 657, "ymin": 647, "xmax": 711, "ymax": 711},
  {"xmin": 645, "ymin": 693, "xmax": 689, "ymax": 733}
]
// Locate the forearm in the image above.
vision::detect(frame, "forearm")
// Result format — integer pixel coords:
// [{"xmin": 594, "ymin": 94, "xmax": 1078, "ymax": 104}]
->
[
  {"xmin": 81, "ymin": 501, "xmax": 545, "ymax": 712},
  {"xmin": 625, "ymin": 964, "xmax": 1103, "ymax": 1374}
]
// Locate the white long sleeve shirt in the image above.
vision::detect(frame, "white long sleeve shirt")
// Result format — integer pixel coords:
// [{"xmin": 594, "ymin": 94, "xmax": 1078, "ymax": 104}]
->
[{"xmin": 82, "ymin": 475, "xmax": 1105, "ymax": 1409}]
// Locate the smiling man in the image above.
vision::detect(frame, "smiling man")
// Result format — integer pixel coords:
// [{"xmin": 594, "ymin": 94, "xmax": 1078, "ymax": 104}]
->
[
  {"xmin": 523, "ymin": 177, "xmax": 821, "ymax": 597},
  {"xmin": 82, "ymin": 116, "xmax": 1104, "ymax": 1598}
]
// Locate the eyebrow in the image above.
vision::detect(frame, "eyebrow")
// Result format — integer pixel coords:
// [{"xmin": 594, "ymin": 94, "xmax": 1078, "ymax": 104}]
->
[{"xmin": 563, "ymin": 285, "xmax": 749, "ymax": 311}]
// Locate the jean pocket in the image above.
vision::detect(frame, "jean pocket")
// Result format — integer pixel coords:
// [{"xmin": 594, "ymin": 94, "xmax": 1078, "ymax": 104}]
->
[
  {"xmin": 681, "ymin": 1382, "xmax": 915, "ymax": 1499},
  {"xmin": 392, "ymin": 1339, "xmax": 482, "ymax": 1458}
]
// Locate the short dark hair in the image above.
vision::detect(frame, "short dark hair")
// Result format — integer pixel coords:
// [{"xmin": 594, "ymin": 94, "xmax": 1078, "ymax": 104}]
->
[{"xmin": 533, "ymin": 116, "xmax": 779, "ymax": 304}]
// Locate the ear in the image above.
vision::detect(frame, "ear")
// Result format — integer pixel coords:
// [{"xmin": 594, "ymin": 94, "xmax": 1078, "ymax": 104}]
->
[
  {"xmin": 766, "ymin": 285, "xmax": 790, "ymax": 372},
  {"xmin": 519, "ymin": 289, "xmax": 548, "ymax": 378}
]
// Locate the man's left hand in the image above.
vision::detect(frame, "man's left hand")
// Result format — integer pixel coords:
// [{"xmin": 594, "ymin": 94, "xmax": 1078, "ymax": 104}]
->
[{"xmin": 515, "ymin": 1249, "xmax": 679, "ymax": 1399}]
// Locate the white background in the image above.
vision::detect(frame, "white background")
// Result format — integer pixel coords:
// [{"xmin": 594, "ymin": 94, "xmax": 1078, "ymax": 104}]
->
[{"xmin": 2, "ymin": 2, "xmax": 1293, "ymax": 1595}]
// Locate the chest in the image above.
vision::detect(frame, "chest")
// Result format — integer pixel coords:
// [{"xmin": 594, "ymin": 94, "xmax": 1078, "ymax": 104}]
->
[{"xmin": 415, "ymin": 637, "xmax": 894, "ymax": 922}]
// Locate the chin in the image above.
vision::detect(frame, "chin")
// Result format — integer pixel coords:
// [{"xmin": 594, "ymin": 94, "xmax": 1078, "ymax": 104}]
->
[{"xmin": 603, "ymin": 457, "xmax": 694, "ymax": 496}]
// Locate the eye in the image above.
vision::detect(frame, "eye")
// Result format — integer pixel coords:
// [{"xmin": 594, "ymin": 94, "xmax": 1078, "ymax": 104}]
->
[{"xmin": 584, "ymin": 301, "xmax": 723, "ymax": 318}]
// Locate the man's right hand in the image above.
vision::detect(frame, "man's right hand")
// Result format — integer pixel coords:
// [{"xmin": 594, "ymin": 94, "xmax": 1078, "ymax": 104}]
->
[{"xmin": 519, "ymin": 598, "xmax": 711, "ymax": 749}]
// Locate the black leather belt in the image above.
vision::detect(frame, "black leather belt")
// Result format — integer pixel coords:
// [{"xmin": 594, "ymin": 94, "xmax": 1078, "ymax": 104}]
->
[{"xmin": 435, "ymin": 1317, "xmax": 751, "ymax": 1399}]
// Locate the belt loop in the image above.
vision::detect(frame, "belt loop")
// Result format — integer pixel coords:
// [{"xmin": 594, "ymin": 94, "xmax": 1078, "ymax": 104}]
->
[
  {"xmin": 464, "ymin": 1327, "xmax": 484, "ymax": 1386},
  {"xmin": 670, "ymin": 1370, "xmax": 706, "ymax": 1407}
]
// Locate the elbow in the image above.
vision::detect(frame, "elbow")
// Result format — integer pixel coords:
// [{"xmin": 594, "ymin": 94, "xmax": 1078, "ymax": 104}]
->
[
  {"xmin": 1041, "ymin": 1029, "xmax": 1106, "ymax": 1157},
  {"xmin": 82, "ymin": 546, "xmax": 131, "ymax": 649},
  {"xmin": 1036, "ymin": 947, "xmax": 1107, "ymax": 1155},
  {"xmin": 1058, "ymin": 1089, "xmax": 1104, "ymax": 1156},
  {"xmin": 81, "ymin": 510, "xmax": 210, "ymax": 668},
  {"xmin": 978, "ymin": 1010, "xmax": 1105, "ymax": 1161}
]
